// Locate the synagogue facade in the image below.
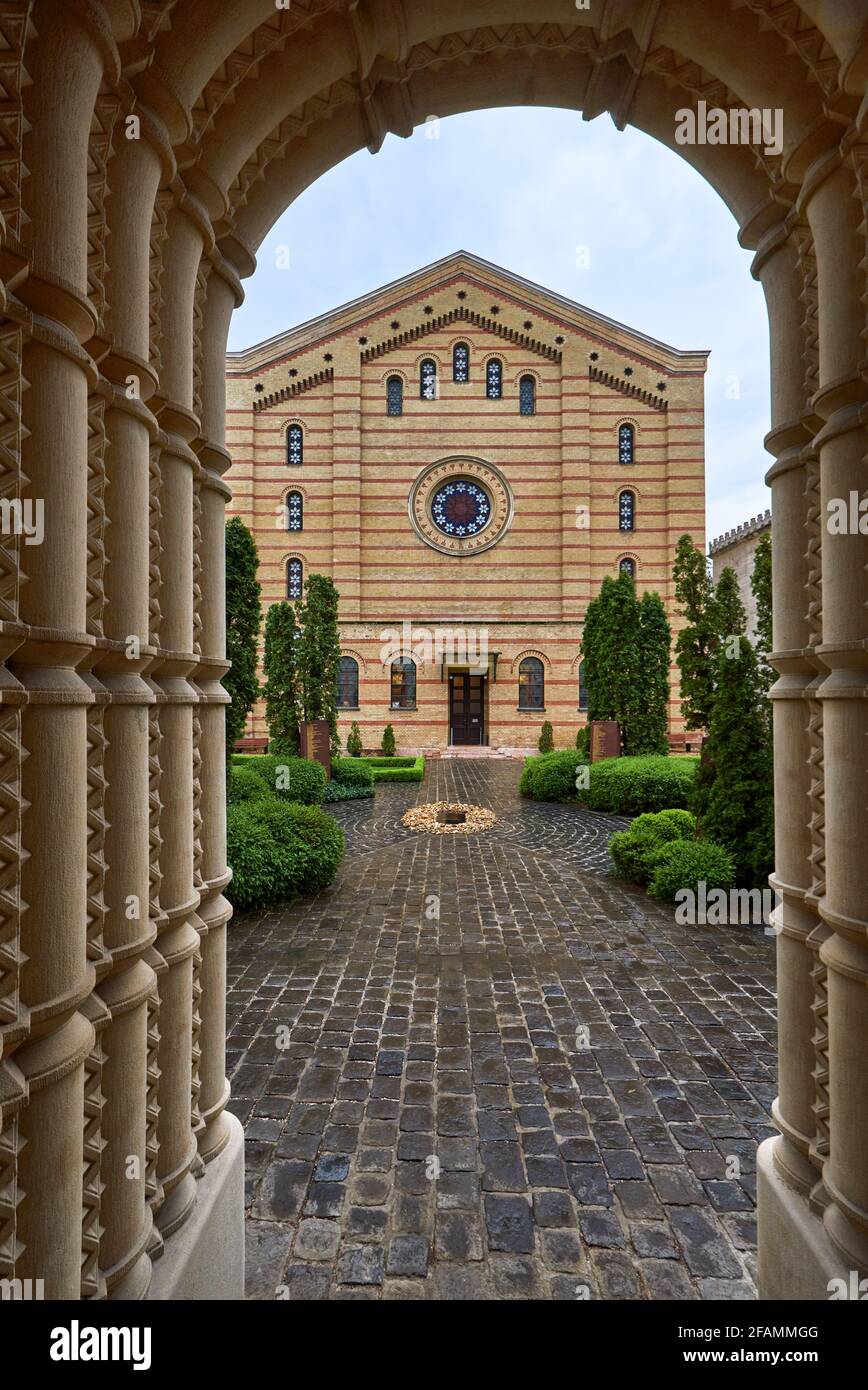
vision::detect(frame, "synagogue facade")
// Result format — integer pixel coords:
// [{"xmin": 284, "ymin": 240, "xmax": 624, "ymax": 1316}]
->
[{"xmin": 226, "ymin": 253, "xmax": 707, "ymax": 750}]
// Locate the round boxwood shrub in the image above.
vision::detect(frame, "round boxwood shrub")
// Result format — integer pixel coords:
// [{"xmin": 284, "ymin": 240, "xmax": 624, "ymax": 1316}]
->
[
  {"xmin": 231, "ymin": 753, "xmax": 326, "ymax": 805},
  {"xmin": 520, "ymin": 750, "xmax": 581, "ymax": 801},
  {"xmin": 260, "ymin": 800, "xmax": 344, "ymax": 893},
  {"xmin": 609, "ymin": 809, "xmax": 697, "ymax": 884},
  {"xmin": 331, "ymin": 756, "xmax": 375, "ymax": 789},
  {"xmin": 648, "ymin": 839, "xmax": 735, "ymax": 901},
  {"xmin": 228, "ymin": 765, "xmax": 272, "ymax": 804},
  {"xmin": 226, "ymin": 795, "xmax": 344, "ymax": 911}
]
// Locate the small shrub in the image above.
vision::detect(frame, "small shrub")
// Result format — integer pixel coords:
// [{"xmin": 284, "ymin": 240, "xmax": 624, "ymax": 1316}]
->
[
  {"xmin": 227, "ymin": 796, "xmax": 344, "ymax": 912},
  {"xmin": 648, "ymin": 839, "xmax": 736, "ymax": 902},
  {"xmin": 346, "ymin": 721, "xmax": 363, "ymax": 757},
  {"xmin": 519, "ymin": 750, "xmax": 583, "ymax": 802},
  {"xmin": 576, "ymin": 727, "xmax": 588, "ymax": 757},
  {"xmin": 609, "ymin": 809, "xmax": 697, "ymax": 884},
  {"xmin": 381, "ymin": 724, "xmax": 396, "ymax": 756},
  {"xmin": 324, "ymin": 780, "xmax": 374, "ymax": 803},
  {"xmin": 331, "ymin": 756, "xmax": 374, "ymax": 788},
  {"xmin": 231, "ymin": 753, "xmax": 326, "ymax": 805},
  {"xmin": 538, "ymin": 720, "xmax": 554, "ymax": 753},
  {"xmin": 228, "ymin": 766, "xmax": 271, "ymax": 805},
  {"xmin": 584, "ymin": 756, "xmax": 697, "ymax": 815}
]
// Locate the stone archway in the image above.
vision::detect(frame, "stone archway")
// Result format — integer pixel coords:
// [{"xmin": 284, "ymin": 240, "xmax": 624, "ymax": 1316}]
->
[{"xmin": 0, "ymin": 0, "xmax": 865, "ymax": 1300}]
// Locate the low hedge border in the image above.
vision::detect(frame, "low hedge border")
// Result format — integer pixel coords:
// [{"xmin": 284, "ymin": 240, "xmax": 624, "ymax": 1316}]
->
[
  {"xmin": 343, "ymin": 755, "xmax": 425, "ymax": 783},
  {"xmin": 231, "ymin": 753, "xmax": 326, "ymax": 806},
  {"xmin": 520, "ymin": 751, "xmax": 697, "ymax": 815}
]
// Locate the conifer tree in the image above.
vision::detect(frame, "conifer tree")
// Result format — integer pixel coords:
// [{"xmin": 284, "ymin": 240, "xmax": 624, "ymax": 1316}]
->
[
  {"xmin": 751, "ymin": 529, "xmax": 774, "ymax": 716},
  {"xmin": 629, "ymin": 591, "xmax": 671, "ymax": 756},
  {"xmin": 224, "ymin": 517, "xmax": 261, "ymax": 754},
  {"xmin": 263, "ymin": 600, "xmax": 301, "ymax": 755},
  {"xmin": 695, "ymin": 567, "xmax": 773, "ymax": 885},
  {"xmin": 297, "ymin": 574, "xmax": 341, "ymax": 754},
  {"xmin": 673, "ymin": 533, "xmax": 717, "ymax": 730}
]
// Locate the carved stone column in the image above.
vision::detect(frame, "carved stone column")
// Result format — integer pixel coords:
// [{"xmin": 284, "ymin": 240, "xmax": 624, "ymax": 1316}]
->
[
  {"xmin": 192, "ymin": 262, "xmax": 237, "ymax": 1165},
  {"xmin": 753, "ymin": 223, "xmax": 820, "ymax": 1211},
  {"xmin": 93, "ymin": 125, "xmax": 169, "ymax": 1300},
  {"xmin": 149, "ymin": 203, "xmax": 206, "ymax": 1237},
  {"xmin": 8, "ymin": 0, "xmax": 105, "ymax": 1298},
  {"xmin": 805, "ymin": 154, "xmax": 868, "ymax": 1278}
]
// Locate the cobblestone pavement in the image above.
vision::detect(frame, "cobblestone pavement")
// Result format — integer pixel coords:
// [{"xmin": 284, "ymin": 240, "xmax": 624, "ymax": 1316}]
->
[{"xmin": 227, "ymin": 759, "xmax": 777, "ymax": 1301}]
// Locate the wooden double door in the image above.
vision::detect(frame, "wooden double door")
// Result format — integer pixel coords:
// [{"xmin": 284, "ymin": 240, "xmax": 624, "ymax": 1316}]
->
[{"xmin": 449, "ymin": 673, "xmax": 486, "ymax": 746}]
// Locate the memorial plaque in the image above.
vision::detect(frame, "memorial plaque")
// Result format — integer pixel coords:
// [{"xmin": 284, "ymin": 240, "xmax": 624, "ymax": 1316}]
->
[
  {"xmin": 589, "ymin": 720, "xmax": 621, "ymax": 762},
  {"xmin": 299, "ymin": 719, "xmax": 332, "ymax": 779}
]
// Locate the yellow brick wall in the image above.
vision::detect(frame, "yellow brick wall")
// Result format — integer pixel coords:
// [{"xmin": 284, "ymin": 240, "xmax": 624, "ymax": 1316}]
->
[{"xmin": 225, "ymin": 263, "xmax": 707, "ymax": 752}]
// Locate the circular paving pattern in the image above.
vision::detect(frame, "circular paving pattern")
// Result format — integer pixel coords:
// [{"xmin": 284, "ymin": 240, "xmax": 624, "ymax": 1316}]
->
[
  {"xmin": 401, "ymin": 801, "xmax": 497, "ymax": 834},
  {"xmin": 328, "ymin": 759, "xmax": 629, "ymax": 872}
]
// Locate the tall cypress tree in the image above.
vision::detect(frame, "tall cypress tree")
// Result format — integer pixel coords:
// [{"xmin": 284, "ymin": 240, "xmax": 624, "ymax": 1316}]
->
[
  {"xmin": 673, "ymin": 533, "xmax": 717, "ymax": 730},
  {"xmin": 751, "ymin": 528, "xmax": 774, "ymax": 715},
  {"xmin": 224, "ymin": 517, "xmax": 261, "ymax": 754},
  {"xmin": 297, "ymin": 574, "xmax": 341, "ymax": 754},
  {"xmin": 263, "ymin": 600, "xmax": 301, "ymax": 755},
  {"xmin": 695, "ymin": 567, "xmax": 773, "ymax": 886},
  {"xmin": 581, "ymin": 571, "xmax": 669, "ymax": 755},
  {"xmin": 630, "ymin": 591, "xmax": 671, "ymax": 755}
]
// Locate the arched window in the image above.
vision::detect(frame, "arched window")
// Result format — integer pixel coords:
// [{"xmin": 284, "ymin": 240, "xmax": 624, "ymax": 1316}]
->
[
  {"xmin": 619, "ymin": 557, "xmax": 636, "ymax": 580},
  {"xmin": 286, "ymin": 557, "xmax": 303, "ymax": 599},
  {"xmin": 579, "ymin": 660, "xmax": 588, "ymax": 712},
  {"xmin": 518, "ymin": 656, "xmax": 545, "ymax": 710},
  {"xmin": 618, "ymin": 422, "xmax": 634, "ymax": 465},
  {"xmin": 453, "ymin": 343, "xmax": 469, "ymax": 383},
  {"xmin": 386, "ymin": 376, "xmax": 403, "ymax": 416},
  {"xmin": 486, "ymin": 358, "xmax": 503, "ymax": 399},
  {"xmin": 420, "ymin": 359, "xmax": 437, "ymax": 400},
  {"xmin": 519, "ymin": 375, "xmax": 536, "ymax": 415},
  {"xmin": 287, "ymin": 423, "xmax": 303, "ymax": 466},
  {"xmin": 285, "ymin": 491, "xmax": 303, "ymax": 531},
  {"xmin": 390, "ymin": 659, "xmax": 416, "ymax": 709},
  {"xmin": 619, "ymin": 490, "xmax": 635, "ymax": 532},
  {"xmin": 336, "ymin": 656, "xmax": 359, "ymax": 709}
]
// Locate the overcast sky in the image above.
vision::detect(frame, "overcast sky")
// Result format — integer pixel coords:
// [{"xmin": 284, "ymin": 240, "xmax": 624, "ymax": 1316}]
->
[{"xmin": 229, "ymin": 106, "xmax": 772, "ymax": 545}]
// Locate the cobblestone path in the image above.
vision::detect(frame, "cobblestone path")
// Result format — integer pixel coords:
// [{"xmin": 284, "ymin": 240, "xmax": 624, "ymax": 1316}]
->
[{"xmin": 227, "ymin": 759, "xmax": 777, "ymax": 1300}]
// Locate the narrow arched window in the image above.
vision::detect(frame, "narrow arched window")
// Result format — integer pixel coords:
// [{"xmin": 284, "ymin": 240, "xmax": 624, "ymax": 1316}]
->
[
  {"xmin": 618, "ymin": 422, "xmax": 634, "ymax": 465},
  {"xmin": 453, "ymin": 343, "xmax": 469, "ymax": 383},
  {"xmin": 619, "ymin": 490, "xmax": 635, "ymax": 532},
  {"xmin": 619, "ymin": 557, "xmax": 636, "ymax": 580},
  {"xmin": 286, "ymin": 491, "xmax": 303, "ymax": 532},
  {"xmin": 336, "ymin": 656, "xmax": 359, "ymax": 709},
  {"xmin": 420, "ymin": 359, "xmax": 437, "ymax": 400},
  {"xmin": 486, "ymin": 358, "xmax": 503, "ymax": 399},
  {"xmin": 287, "ymin": 423, "xmax": 303, "ymax": 466},
  {"xmin": 579, "ymin": 660, "xmax": 588, "ymax": 712},
  {"xmin": 386, "ymin": 375, "xmax": 403, "ymax": 416},
  {"xmin": 286, "ymin": 557, "xmax": 303, "ymax": 599},
  {"xmin": 519, "ymin": 375, "xmax": 535, "ymax": 415},
  {"xmin": 390, "ymin": 659, "xmax": 416, "ymax": 709},
  {"xmin": 518, "ymin": 656, "xmax": 545, "ymax": 710}
]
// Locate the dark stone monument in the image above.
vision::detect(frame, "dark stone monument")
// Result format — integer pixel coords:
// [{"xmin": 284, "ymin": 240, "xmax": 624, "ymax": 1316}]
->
[
  {"xmin": 299, "ymin": 719, "xmax": 332, "ymax": 779},
  {"xmin": 437, "ymin": 807, "xmax": 466, "ymax": 825},
  {"xmin": 589, "ymin": 720, "xmax": 621, "ymax": 762}
]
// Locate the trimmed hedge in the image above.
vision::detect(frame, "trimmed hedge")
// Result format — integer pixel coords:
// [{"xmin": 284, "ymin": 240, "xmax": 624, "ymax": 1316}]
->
[
  {"xmin": 226, "ymin": 795, "xmax": 344, "ymax": 911},
  {"xmin": 331, "ymin": 756, "xmax": 375, "ymax": 788},
  {"xmin": 231, "ymin": 753, "xmax": 326, "ymax": 805},
  {"xmin": 344, "ymin": 755, "xmax": 425, "ymax": 783},
  {"xmin": 648, "ymin": 839, "xmax": 736, "ymax": 901},
  {"xmin": 227, "ymin": 765, "xmax": 272, "ymax": 805},
  {"xmin": 520, "ymin": 753, "xmax": 697, "ymax": 814},
  {"xmin": 609, "ymin": 809, "xmax": 697, "ymax": 885}
]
